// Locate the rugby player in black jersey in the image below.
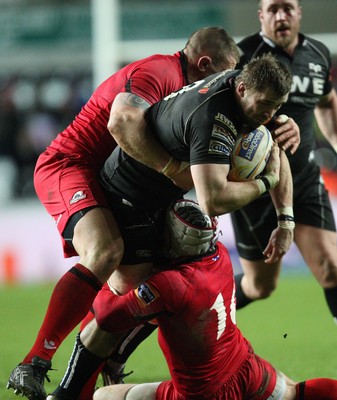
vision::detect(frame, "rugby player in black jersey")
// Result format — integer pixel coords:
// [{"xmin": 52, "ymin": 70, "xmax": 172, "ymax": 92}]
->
[
  {"xmin": 232, "ymin": 0, "xmax": 337, "ymax": 323},
  {"xmin": 99, "ymin": 53, "xmax": 296, "ymax": 295}
]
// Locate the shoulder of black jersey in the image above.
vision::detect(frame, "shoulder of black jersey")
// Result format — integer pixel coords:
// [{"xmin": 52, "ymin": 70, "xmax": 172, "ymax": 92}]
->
[
  {"xmin": 237, "ymin": 32, "xmax": 264, "ymax": 67},
  {"xmin": 237, "ymin": 32, "xmax": 261, "ymax": 49},
  {"xmin": 301, "ymin": 34, "xmax": 331, "ymax": 59}
]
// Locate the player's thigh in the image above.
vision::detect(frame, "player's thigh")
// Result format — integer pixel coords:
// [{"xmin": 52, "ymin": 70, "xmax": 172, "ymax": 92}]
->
[
  {"xmin": 93, "ymin": 384, "xmax": 137, "ymax": 400},
  {"xmin": 127, "ymin": 382, "xmax": 160, "ymax": 400},
  {"xmin": 294, "ymin": 224, "xmax": 337, "ymax": 286},
  {"xmin": 231, "ymin": 195, "xmax": 276, "ymax": 260},
  {"xmin": 35, "ymin": 151, "xmax": 115, "ymax": 259},
  {"xmin": 73, "ymin": 207, "xmax": 124, "ymax": 275}
]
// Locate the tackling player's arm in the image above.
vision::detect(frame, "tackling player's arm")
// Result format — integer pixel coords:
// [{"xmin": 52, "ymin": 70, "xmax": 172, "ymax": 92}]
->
[
  {"xmin": 108, "ymin": 92, "xmax": 170, "ymax": 171},
  {"xmin": 314, "ymin": 88, "xmax": 337, "ymax": 153},
  {"xmin": 108, "ymin": 93, "xmax": 193, "ymax": 189},
  {"xmin": 263, "ymin": 149, "xmax": 294, "ymax": 263},
  {"xmin": 191, "ymin": 143, "xmax": 281, "ymax": 217},
  {"xmin": 271, "ymin": 115, "xmax": 301, "ymax": 155}
]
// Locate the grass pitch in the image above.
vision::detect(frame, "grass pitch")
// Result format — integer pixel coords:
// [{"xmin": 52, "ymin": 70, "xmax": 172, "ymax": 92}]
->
[{"xmin": 1, "ymin": 274, "xmax": 337, "ymax": 399}]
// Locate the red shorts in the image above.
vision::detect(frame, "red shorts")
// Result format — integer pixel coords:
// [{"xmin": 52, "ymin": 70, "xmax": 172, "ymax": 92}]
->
[
  {"xmin": 34, "ymin": 150, "xmax": 109, "ymax": 257},
  {"xmin": 156, "ymin": 348, "xmax": 277, "ymax": 400}
]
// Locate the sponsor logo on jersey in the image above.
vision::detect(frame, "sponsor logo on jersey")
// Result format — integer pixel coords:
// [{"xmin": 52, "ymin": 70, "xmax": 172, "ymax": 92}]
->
[
  {"xmin": 69, "ymin": 190, "xmax": 87, "ymax": 205},
  {"xmin": 136, "ymin": 249, "xmax": 153, "ymax": 258},
  {"xmin": 198, "ymin": 87, "xmax": 209, "ymax": 94},
  {"xmin": 291, "ymin": 75, "xmax": 325, "ymax": 96},
  {"xmin": 199, "ymin": 69, "xmax": 230, "ymax": 90},
  {"xmin": 198, "ymin": 70, "xmax": 232, "ymax": 94},
  {"xmin": 309, "ymin": 63, "xmax": 322, "ymax": 74},
  {"xmin": 210, "ymin": 120, "xmax": 235, "ymax": 156},
  {"xmin": 211, "ymin": 124, "xmax": 229, "ymax": 141},
  {"xmin": 136, "ymin": 283, "xmax": 158, "ymax": 305},
  {"xmin": 208, "ymin": 140, "xmax": 231, "ymax": 156},
  {"xmin": 214, "ymin": 113, "xmax": 237, "ymax": 135}
]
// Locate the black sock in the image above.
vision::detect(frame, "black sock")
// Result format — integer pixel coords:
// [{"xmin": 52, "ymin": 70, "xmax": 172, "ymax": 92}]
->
[
  {"xmin": 52, "ymin": 333, "xmax": 105, "ymax": 399},
  {"xmin": 235, "ymin": 273, "xmax": 253, "ymax": 310},
  {"xmin": 110, "ymin": 323, "xmax": 158, "ymax": 364},
  {"xmin": 324, "ymin": 286, "xmax": 337, "ymax": 321}
]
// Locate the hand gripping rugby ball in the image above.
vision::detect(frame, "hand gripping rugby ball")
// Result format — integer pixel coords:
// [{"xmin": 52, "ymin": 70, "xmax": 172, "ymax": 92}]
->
[{"xmin": 228, "ymin": 125, "xmax": 273, "ymax": 181}]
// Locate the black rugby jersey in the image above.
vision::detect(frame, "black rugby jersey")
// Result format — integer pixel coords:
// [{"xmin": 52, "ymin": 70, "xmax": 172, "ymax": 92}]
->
[
  {"xmin": 237, "ymin": 32, "xmax": 332, "ymax": 173},
  {"xmin": 101, "ymin": 69, "xmax": 245, "ymax": 211}
]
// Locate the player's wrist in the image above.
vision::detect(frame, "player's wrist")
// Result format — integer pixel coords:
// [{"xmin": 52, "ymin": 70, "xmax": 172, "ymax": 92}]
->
[
  {"xmin": 161, "ymin": 157, "xmax": 179, "ymax": 178},
  {"xmin": 161, "ymin": 157, "xmax": 189, "ymax": 179},
  {"xmin": 276, "ymin": 207, "xmax": 295, "ymax": 230},
  {"xmin": 276, "ymin": 207, "xmax": 294, "ymax": 217},
  {"xmin": 256, "ymin": 172, "xmax": 279, "ymax": 195}
]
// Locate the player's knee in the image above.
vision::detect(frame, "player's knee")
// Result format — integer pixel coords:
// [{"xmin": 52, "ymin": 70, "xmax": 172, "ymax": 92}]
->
[
  {"xmin": 258, "ymin": 285, "xmax": 276, "ymax": 299},
  {"xmin": 80, "ymin": 241, "xmax": 124, "ymax": 281},
  {"xmin": 242, "ymin": 273, "xmax": 278, "ymax": 300},
  {"xmin": 251, "ymin": 280, "xmax": 277, "ymax": 300},
  {"xmin": 318, "ymin": 257, "xmax": 337, "ymax": 287}
]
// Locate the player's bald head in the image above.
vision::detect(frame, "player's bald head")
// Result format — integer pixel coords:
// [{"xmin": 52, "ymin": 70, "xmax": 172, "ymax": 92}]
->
[
  {"xmin": 258, "ymin": 0, "xmax": 301, "ymax": 9},
  {"xmin": 184, "ymin": 27, "xmax": 240, "ymax": 69}
]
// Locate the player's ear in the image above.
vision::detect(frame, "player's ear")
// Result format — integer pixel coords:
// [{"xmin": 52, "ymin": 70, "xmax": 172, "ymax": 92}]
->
[
  {"xmin": 197, "ymin": 56, "xmax": 212, "ymax": 72},
  {"xmin": 236, "ymin": 82, "xmax": 246, "ymax": 98},
  {"xmin": 298, "ymin": 5, "xmax": 302, "ymax": 20}
]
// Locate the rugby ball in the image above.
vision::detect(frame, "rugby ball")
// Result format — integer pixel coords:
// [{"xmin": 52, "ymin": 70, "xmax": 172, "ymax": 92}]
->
[{"xmin": 228, "ymin": 125, "xmax": 273, "ymax": 181}]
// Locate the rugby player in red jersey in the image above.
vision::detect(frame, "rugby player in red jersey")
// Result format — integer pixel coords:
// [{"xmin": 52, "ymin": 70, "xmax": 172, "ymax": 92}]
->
[{"xmin": 47, "ymin": 200, "xmax": 337, "ymax": 400}]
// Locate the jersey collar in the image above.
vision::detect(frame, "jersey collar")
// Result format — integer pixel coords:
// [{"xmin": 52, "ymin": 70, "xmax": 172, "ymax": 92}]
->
[
  {"xmin": 259, "ymin": 30, "xmax": 305, "ymax": 50},
  {"xmin": 179, "ymin": 50, "xmax": 189, "ymax": 85}
]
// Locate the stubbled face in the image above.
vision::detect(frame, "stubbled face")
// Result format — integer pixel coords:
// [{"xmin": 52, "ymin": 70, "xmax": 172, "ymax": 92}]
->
[
  {"xmin": 240, "ymin": 86, "xmax": 288, "ymax": 128},
  {"xmin": 259, "ymin": 0, "xmax": 302, "ymax": 54}
]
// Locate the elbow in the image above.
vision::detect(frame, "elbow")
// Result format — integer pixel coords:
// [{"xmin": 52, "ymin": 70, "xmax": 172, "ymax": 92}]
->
[
  {"xmin": 199, "ymin": 199, "xmax": 232, "ymax": 217},
  {"xmin": 107, "ymin": 112, "xmax": 124, "ymax": 138}
]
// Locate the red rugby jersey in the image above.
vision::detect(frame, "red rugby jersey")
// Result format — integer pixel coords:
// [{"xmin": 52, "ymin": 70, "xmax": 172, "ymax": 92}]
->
[
  {"xmin": 94, "ymin": 242, "xmax": 249, "ymax": 397},
  {"xmin": 47, "ymin": 52, "xmax": 188, "ymax": 168}
]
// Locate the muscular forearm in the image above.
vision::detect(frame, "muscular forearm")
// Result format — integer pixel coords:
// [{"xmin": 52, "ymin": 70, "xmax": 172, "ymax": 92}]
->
[
  {"xmin": 192, "ymin": 165, "xmax": 270, "ymax": 216},
  {"xmin": 192, "ymin": 145, "xmax": 280, "ymax": 217},
  {"xmin": 269, "ymin": 150, "xmax": 293, "ymax": 211},
  {"xmin": 205, "ymin": 179, "xmax": 266, "ymax": 216},
  {"xmin": 108, "ymin": 93, "xmax": 172, "ymax": 172}
]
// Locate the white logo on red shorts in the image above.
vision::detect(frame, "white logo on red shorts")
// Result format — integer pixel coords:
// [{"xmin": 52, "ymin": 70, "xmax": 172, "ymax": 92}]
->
[{"xmin": 70, "ymin": 190, "xmax": 87, "ymax": 205}]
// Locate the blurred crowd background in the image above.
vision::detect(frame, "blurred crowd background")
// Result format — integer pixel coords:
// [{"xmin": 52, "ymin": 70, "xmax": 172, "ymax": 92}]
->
[{"xmin": 0, "ymin": 0, "xmax": 336, "ymax": 202}]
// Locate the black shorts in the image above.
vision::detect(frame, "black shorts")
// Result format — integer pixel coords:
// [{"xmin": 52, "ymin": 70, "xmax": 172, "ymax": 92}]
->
[
  {"xmin": 231, "ymin": 161, "xmax": 336, "ymax": 260},
  {"xmin": 108, "ymin": 196, "xmax": 167, "ymax": 265}
]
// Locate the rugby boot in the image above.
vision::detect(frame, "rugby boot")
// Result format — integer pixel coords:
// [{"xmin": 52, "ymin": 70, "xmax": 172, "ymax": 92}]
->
[{"xmin": 7, "ymin": 356, "xmax": 52, "ymax": 400}]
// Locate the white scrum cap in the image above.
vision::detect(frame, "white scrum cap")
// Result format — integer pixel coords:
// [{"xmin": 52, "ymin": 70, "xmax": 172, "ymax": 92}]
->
[{"xmin": 165, "ymin": 199, "xmax": 218, "ymax": 258}]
